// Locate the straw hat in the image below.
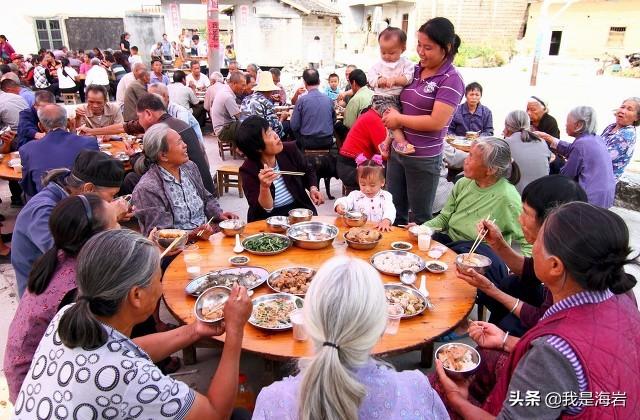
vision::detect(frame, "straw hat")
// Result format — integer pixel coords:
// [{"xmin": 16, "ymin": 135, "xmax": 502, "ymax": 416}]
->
[{"xmin": 253, "ymin": 71, "xmax": 279, "ymax": 92}]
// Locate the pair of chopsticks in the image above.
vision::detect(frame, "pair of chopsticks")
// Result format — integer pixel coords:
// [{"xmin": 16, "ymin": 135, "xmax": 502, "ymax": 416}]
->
[
  {"xmin": 160, "ymin": 231, "xmax": 188, "ymax": 258},
  {"xmin": 196, "ymin": 215, "xmax": 217, "ymax": 237},
  {"xmin": 465, "ymin": 214, "xmax": 495, "ymax": 262},
  {"xmin": 274, "ymin": 170, "xmax": 305, "ymax": 176}
]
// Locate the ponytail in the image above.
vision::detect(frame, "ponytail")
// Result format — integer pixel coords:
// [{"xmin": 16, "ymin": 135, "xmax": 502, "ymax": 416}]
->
[
  {"xmin": 520, "ymin": 129, "xmax": 542, "ymax": 143},
  {"xmin": 27, "ymin": 247, "xmax": 61, "ymax": 295},
  {"xmin": 58, "ymin": 298, "xmax": 108, "ymax": 349},
  {"xmin": 133, "ymin": 155, "xmax": 154, "ymax": 175},
  {"xmin": 299, "ymin": 347, "xmax": 366, "ymax": 420},
  {"xmin": 507, "ymin": 160, "xmax": 521, "ymax": 186}
]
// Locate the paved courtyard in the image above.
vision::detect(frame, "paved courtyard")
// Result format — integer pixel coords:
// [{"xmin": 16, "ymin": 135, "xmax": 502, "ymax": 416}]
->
[{"xmin": 0, "ymin": 58, "xmax": 639, "ymax": 415}]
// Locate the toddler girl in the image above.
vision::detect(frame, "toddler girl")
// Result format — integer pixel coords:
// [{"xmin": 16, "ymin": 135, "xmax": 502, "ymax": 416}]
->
[
  {"xmin": 335, "ymin": 154, "xmax": 396, "ymax": 231},
  {"xmin": 367, "ymin": 27, "xmax": 415, "ymax": 157}
]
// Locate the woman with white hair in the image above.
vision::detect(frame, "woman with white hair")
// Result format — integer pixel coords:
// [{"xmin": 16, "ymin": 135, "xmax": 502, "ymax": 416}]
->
[
  {"xmin": 253, "ymin": 256, "xmax": 448, "ymax": 420},
  {"xmin": 132, "ymin": 123, "xmax": 238, "ymax": 237},
  {"xmin": 536, "ymin": 106, "xmax": 616, "ymax": 208},
  {"xmin": 503, "ymin": 110, "xmax": 551, "ymax": 193},
  {"xmin": 526, "ymin": 96, "xmax": 563, "ymax": 173},
  {"xmin": 600, "ymin": 97, "xmax": 639, "ymax": 179},
  {"xmin": 83, "ymin": 57, "xmax": 110, "ymax": 93}
]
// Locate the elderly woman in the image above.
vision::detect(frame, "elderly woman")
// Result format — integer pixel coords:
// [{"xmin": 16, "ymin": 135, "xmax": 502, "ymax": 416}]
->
[
  {"xmin": 12, "ymin": 150, "xmax": 126, "ymax": 297},
  {"xmin": 536, "ymin": 106, "xmax": 617, "ymax": 208},
  {"xmin": 236, "ymin": 116, "xmax": 324, "ymax": 222},
  {"xmin": 5, "ymin": 194, "xmax": 119, "ymax": 403},
  {"xmin": 421, "ymin": 137, "xmax": 530, "ymax": 255},
  {"xmin": 502, "ymin": 110, "xmax": 550, "ymax": 193},
  {"xmin": 14, "ymin": 229, "xmax": 254, "ymax": 419},
  {"xmin": 526, "ymin": 96, "xmax": 563, "ymax": 174},
  {"xmin": 459, "ymin": 175, "xmax": 587, "ymax": 336},
  {"xmin": 253, "ymin": 256, "xmax": 449, "ymax": 419},
  {"xmin": 601, "ymin": 97, "xmax": 639, "ymax": 179},
  {"xmin": 381, "ymin": 17, "xmax": 465, "ymax": 224},
  {"xmin": 435, "ymin": 202, "xmax": 639, "ymax": 419},
  {"xmin": 132, "ymin": 123, "xmax": 238, "ymax": 237}
]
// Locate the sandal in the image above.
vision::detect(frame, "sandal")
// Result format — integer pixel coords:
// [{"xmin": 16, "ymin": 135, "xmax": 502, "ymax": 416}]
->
[{"xmin": 158, "ymin": 356, "xmax": 181, "ymax": 375}]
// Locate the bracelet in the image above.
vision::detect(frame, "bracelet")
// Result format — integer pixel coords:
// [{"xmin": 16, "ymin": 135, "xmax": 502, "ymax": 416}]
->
[
  {"xmin": 501, "ymin": 331, "xmax": 510, "ymax": 351},
  {"xmin": 509, "ymin": 298, "xmax": 520, "ymax": 314}
]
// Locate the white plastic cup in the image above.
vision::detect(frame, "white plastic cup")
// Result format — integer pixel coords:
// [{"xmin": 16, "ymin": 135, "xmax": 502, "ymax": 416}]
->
[
  {"xmin": 418, "ymin": 233, "xmax": 431, "ymax": 251},
  {"xmin": 290, "ymin": 309, "xmax": 307, "ymax": 341},
  {"xmin": 183, "ymin": 245, "xmax": 202, "ymax": 279},
  {"xmin": 385, "ymin": 303, "xmax": 404, "ymax": 335}
]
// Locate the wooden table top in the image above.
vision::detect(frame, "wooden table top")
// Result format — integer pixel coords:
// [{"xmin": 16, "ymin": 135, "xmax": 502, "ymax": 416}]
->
[
  {"xmin": 163, "ymin": 216, "xmax": 476, "ymax": 361},
  {"xmin": 0, "ymin": 137, "xmax": 133, "ymax": 182}
]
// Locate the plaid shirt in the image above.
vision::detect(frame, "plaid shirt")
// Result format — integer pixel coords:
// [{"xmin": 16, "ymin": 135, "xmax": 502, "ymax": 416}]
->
[
  {"xmin": 33, "ymin": 65, "xmax": 50, "ymax": 89},
  {"xmin": 239, "ymin": 92, "xmax": 284, "ymax": 138}
]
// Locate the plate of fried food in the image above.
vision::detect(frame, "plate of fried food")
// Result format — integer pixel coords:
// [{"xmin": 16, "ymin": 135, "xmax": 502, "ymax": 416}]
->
[{"xmin": 267, "ymin": 267, "xmax": 315, "ymax": 296}]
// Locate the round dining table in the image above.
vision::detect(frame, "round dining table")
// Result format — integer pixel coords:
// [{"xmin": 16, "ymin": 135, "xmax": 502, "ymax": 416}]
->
[
  {"xmin": 163, "ymin": 216, "xmax": 476, "ymax": 363},
  {"xmin": 0, "ymin": 153, "xmax": 22, "ymax": 181}
]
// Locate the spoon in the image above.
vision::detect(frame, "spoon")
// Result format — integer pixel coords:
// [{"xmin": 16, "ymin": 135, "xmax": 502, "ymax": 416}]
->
[
  {"xmin": 399, "ymin": 270, "xmax": 424, "ymax": 294},
  {"xmin": 419, "ymin": 274, "xmax": 435, "ymax": 309},
  {"xmin": 233, "ymin": 234, "xmax": 244, "ymax": 253}
]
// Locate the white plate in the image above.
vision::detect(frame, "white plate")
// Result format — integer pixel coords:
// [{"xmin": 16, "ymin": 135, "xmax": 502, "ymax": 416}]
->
[
  {"xmin": 370, "ymin": 250, "xmax": 425, "ymax": 276},
  {"xmin": 249, "ymin": 293, "xmax": 304, "ymax": 330}
]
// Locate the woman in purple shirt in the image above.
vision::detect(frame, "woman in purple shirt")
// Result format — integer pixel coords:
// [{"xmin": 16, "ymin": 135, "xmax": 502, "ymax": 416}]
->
[
  {"xmin": 382, "ymin": 17, "xmax": 465, "ymax": 224},
  {"xmin": 253, "ymin": 256, "xmax": 448, "ymax": 420},
  {"xmin": 536, "ymin": 106, "xmax": 616, "ymax": 208},
  {"xmin": 4, "ymin": 194, "xmax": 119, "ymax": 403}
]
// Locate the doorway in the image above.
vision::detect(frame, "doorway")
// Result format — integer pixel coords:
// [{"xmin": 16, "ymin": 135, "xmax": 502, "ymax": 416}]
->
[{"xmin": 549, "ymin": 31, "xmax": 562, "ymax": 55}]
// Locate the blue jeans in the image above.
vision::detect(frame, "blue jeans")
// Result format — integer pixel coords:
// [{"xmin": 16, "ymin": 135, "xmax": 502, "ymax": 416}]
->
[{"xmin": 386, "ymin": 150, "xmax": 441, "ymax": 225}]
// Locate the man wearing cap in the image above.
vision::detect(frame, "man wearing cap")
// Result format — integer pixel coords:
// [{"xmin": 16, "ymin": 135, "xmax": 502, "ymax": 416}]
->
[
  {"xmin": 239, "ymin": 71, "xmax": 288, "ymax": 139},
  {"xmin": 19, "ymin": 104, "xmax": 99, "ymax": 199},
  {"xmin": 11, "ymin": 150, "xmax": 126, "ymax": 297}
]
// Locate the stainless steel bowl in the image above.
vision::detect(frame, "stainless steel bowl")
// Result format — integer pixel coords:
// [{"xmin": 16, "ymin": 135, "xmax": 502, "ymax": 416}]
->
[
  {"xmin": 218, "ymin": 219, "xmax": 246, "ymax": 236},
  {"xmin": 287, "ymin": 222, "xmax": 338, "ymax": 250},
  {"xmin": 242, "ymin": 233, "xmax": 291, "ymax": 256},
  {"xmin": 288, "ymin": 208, "xmax": 313, "ymax": 224},
  {"xmin": 435, "ymin": 343, "xmax": 481, "ymax": 380},
  {"xmin": 153, "ymin": 229, "xmax": 188, "ymax": 250},
  {"xmin": 266, "ymin": 267, "xmax": 315, "ymax": 296},
  {"xmin": 266, "ymin": 216, "xmax": 290, "ymax": 233},
  {"xmin": 384, "ymin": 283, "xmax": 428, "ymax": 318},
  {"xmin": 343, "ymin": 211, "xmax": 368, "ymax": 227},
  {"xmin": 248, "ymin": 293, "xmax": 304, "ymax": 330},
  {"xmin": 455, "ymin": 253, "xmax": 492, "ymax": 274},
  {"xmin": 194, "ymin": 286, "xmax": 230, "ymax": 323},
  {"xmin": 343, "ymin": 231, "xmax": 381, "ymax": 250},
  {"xmin": 370, "ymin": 250, "xmax": 426, "ymax": 276}
]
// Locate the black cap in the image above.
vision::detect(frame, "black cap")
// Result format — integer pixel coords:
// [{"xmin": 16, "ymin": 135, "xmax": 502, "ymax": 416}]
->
[{"xmin": 72, "ymin": 150, "xmax": 125, "ymax": 188}]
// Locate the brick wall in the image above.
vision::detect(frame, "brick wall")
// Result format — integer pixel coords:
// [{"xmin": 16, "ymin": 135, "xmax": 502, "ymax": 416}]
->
[{"xmin": 302, "ymin": 15, "xmax": 338, "ymax": 66}]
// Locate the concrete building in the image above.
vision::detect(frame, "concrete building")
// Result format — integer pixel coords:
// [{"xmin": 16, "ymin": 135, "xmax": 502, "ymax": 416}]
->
[
  {"xmin": 216, "ymin": 0, "xmax": 341, "ymax": 67},
  {"xmin": 0, "ymin": 0, "xmax": 165, "ymax": 60},
  {"xmin": 520, "ymin": 0, "xmax": 640, "ymax": 59}
]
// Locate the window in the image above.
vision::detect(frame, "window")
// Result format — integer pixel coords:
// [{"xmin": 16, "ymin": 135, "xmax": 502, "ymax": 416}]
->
[
  {"xmin": 35, "ymin": 19, "xmax": 64, "ymax": 50},
  {"xmin": 607, "ymin": 26, "xmax": 626, "ymax": 48}
]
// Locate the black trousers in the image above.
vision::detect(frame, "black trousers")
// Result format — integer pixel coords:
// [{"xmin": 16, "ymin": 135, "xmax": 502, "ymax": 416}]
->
[{"xmin": 295, "ymin": 134, "xmax": 333, "ymax": 151}]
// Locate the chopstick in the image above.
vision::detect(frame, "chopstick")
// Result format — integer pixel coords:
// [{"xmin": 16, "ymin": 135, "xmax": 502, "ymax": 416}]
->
[
  {"xmin": 196, "ymin": 215, "xmax": 217, "ymax": 237},
  {"xmin": 160, "ymin": 232, "xmax": 187, "ymax": 258},
  {"xmin": 274, "ymin": 170, "xmax": 305, "ymax": 176},
  {"xmin": 466, "ymin": 214, "xmax": 493, "ymax": 262}
]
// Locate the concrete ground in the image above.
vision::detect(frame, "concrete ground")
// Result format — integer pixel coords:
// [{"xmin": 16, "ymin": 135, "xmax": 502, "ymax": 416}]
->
[{"xmin": 1, "ymin": 58, "xmax": 640, "ymax": 415}]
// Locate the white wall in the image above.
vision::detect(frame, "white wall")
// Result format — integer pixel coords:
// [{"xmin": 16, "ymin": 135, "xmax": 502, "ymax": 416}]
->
[{"xmin": 0, "ymin": 0, "xmax": 150, "ymax": 54}]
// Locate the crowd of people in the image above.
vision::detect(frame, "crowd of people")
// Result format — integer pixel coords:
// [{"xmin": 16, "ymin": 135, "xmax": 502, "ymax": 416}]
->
[{"xmin": 0, "ymin": 13, "xmax": 638, "ymax": 419}]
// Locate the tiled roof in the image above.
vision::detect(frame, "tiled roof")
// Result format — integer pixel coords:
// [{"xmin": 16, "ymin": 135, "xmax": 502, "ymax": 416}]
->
[{"xmin": 282, "ymin": 0, "xmax": 341, "ymax": 17}]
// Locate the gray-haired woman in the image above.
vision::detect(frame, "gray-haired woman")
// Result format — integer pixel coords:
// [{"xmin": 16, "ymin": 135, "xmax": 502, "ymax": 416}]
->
[
  {"xmin": 503, "ymin": 110, "xmax": 551, "ymax": 193},
  {"xmin": 536, "ymin": 106, "xmax": 617, "ymax": 208},
  {"xmin": 132, "ymin": 123, "xmax": 238, "ymax": 237},
  {"xmin": 600, "ymin": 97, "xmax": 639, "ymax": 179},
  {"xmin": 14, "ymin": 229, "xmax": 253, "ymax": 420},
  {"xmin": 253, "ymin": 256, "xmax": 448, "ymax": 420}
]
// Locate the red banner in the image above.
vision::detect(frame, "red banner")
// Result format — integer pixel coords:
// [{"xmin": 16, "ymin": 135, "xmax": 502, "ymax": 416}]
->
[
  {"xmin": 169, "ymin": 3, "xmax": 180, "ymax": 34},
  {"xmin": 208, "ymin": 0, "xmax": 218, "ymax": 12},
  {"xmin": 207, "ymin": 19, "xmax": 220, "ymax": 49}
]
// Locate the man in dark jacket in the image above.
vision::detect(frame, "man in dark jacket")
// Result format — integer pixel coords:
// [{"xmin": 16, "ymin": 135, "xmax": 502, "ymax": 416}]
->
[
  {"xmin": 19, "ymin": 104, "xmax": 99, "ymax": 199},
  {"xmin": 16, "ymin": 90, "xmax": 55, "ymax": 148}
]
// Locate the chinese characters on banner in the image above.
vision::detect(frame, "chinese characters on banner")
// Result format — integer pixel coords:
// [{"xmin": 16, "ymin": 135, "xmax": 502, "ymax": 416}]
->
[
  {"xmin": 239, "ymin": 5, "xmax": 250, "ymax": 25},
  {"xmin": 169, "ymin": 3, "xmax": 181, "ymax": 35},
  {"xmin": 208, "ymin": 0, "xmax": 218, "ymax": 12},
  {"xmin": 207, "ymin": 19, "xmax": 220, "ymax": 50}
]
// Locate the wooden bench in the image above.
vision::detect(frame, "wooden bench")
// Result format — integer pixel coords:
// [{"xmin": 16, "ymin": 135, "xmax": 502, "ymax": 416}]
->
[
  {"xmin": 216, "ymin": 165, "xmax": 243, "ymax": 198},
  {"xmin": 217, "ymin": 137, "xmax": 237, "ymax": 161}
]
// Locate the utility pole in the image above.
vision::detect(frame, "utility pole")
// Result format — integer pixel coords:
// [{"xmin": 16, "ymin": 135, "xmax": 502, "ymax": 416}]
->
[
  {"xmin": 207, "ymin": 0, "xmax": 221, "ymax": 72},
  {"xmin": 530, "ymin": 0, "xmax": 551, "ymax": 86}
]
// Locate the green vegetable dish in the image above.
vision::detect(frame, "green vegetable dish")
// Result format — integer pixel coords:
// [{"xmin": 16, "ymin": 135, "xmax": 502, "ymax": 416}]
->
[{"xmin": 242, "ymin": 234, "xmax": 290, "ymax": 255}]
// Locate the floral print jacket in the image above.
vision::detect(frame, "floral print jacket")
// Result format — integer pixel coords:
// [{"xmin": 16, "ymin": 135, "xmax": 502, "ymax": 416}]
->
[{"xmin": 601, "ymin": 123, "xmax": 637, "ymax": 179}]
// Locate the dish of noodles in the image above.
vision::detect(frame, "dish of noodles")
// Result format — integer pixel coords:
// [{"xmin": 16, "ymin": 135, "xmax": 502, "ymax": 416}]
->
[{"xmin": 249, "ymin": 294, "xmax": 304, "ymax": 330}]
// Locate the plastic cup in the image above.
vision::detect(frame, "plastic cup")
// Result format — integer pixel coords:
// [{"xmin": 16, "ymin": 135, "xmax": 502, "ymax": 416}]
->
[
  {"xmin": 183, "ymin": 244, "xmax": 202, "ymax": 279},
  {"xmin": 385, "ymin": 303, "xmax": 404, "ymax": 335},
  {"xmin": 290, "ymin": 309, "xmax": 307, "ymax": 341},
  {"xmin": 418, "ymin": 233, "xmax": 431, "ymax": 252}
]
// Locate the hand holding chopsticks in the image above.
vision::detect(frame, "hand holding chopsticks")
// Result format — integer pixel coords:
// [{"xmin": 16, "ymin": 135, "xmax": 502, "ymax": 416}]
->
[
  {"xmin": 466, "ymin": 214, "xmax": 496, "ymax": 262},
  {"xmin": 160, "ymin": 232, "xmax": 187, "ymax": 258},
  {"xmin": 196, "ymin": 215, "xmax": 217, "ymax": 238}
]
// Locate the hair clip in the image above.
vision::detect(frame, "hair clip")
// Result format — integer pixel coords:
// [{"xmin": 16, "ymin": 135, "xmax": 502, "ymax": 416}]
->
[
  {"xmin": 371, "ymin": 154, "xmax": 384, "ymax": 167},
  {"xmin": 355, "ymin": 153, "xmax": 368, "ymax": 166}
]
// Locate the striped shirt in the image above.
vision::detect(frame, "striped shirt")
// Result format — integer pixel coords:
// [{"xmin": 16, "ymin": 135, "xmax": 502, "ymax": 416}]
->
[
  {"xmin": 399, "ymin": 59, "xmax": 464, "ymax": 157},
  {"xmin": 272, "ymin": 162, "xmax": 295, "ymax": 209},
  {"xmin": 542, "ymin": 289, "xmax": 614, "ymax": 415}
]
